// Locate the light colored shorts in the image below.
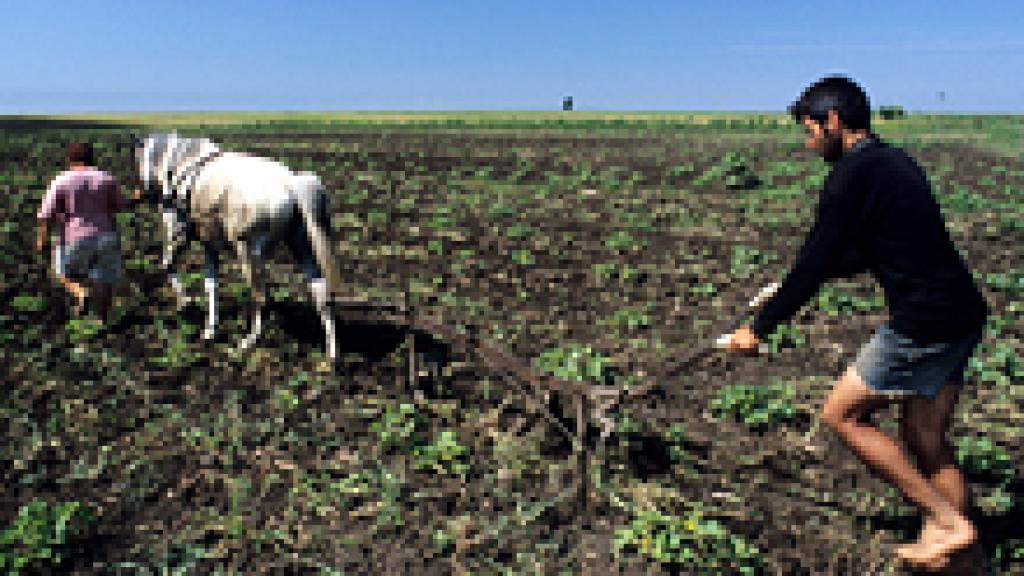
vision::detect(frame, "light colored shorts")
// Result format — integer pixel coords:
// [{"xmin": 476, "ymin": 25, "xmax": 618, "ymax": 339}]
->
[
  {"xmin": 854, "ymin": 323, "xmax": 983, "ymax": 399},
  {"xmin": 54, "ymin": 232, "xmax": 123, "ymax": 284}
]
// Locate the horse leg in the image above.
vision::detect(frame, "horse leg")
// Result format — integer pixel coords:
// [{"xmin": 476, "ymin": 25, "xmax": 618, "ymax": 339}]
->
[
  {"xmin": 309, "ymin": 277, "xmax": 336, "ymax": 362},
  {"xmin": 292, "ymin": 223, "xmax": 337, "ymax": 362},
  {"xmin": 236, "ymin": 238, "xmax": 267, "ymax": 352},
  {"xmin": 201, "ymin": 242, "xmax": 220, "ymax": 341},
  {"xmin": 161, "ymin": 209, "xmax": 190, "ymax": 308}
]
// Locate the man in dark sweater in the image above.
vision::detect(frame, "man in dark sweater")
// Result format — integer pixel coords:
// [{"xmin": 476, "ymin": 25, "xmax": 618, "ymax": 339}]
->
[{"xmin": 725, "ymin": 76, "xmax": 987, "ymax": 570}]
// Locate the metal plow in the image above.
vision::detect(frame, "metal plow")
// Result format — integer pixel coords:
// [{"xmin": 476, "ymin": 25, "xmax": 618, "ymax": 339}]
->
[{"xmin": 327, "ymin": 281, "xmax": 781, "ymax": 524}]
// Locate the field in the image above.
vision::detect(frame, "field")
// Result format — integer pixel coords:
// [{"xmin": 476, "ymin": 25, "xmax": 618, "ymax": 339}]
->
[{"xmin": 1, "ymin": 112, "xmax": 1022, "ymax": 574}]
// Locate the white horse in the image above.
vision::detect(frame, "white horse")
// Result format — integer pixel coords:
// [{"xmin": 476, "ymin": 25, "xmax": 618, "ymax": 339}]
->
[{"xmin": 133, "ymin": 132, "xmax": 339, "ymax": 360}]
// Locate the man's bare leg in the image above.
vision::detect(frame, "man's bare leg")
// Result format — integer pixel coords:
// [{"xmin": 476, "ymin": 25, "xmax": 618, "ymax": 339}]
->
[
  {"xmin": 821, "ymin": 367, "xmax": 976, "ymax": 568},
  {"xmin": 902, "ymin": 384, "xmax": 984, "ymax": 574}
]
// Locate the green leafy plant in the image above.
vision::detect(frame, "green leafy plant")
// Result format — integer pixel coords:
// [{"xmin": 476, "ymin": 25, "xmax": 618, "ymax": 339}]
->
[
  {"xmin": 666, "ymin": 163, "xmax": 696, "ymax": 181},
  {"xmin": 182, "ymin": 271, "xmax": 205, "ymax": 291},
  {"xmin": 612, "ymin": 509, "xmax": 762, "ymax": 573},
  {"xmin": 967, "ymin": 342, "xmax": 1023, "ymax": 387},
  {"xmin": 505, "ymin": 223, "xmax": 534, "ymax": 239},
  {"xmin": 414, "ymin": 430, "xmax": 470, "ymax": 478},
  {"xmin": 535, "ymin": 343, "xmax": 616, "ymax": 385},
  {"xmin": 729, "ymin": 245, "xmax": 776, "ymax": 280},
  {"xmin": 366, "ymin": 210, "xmax": 388, "ymax": 225},
  {"xmin": 939, "ymin": 182, "xmax": 990, "ymax": 214},
  {"xmin": 662, "ymin": 424, "xmax": 701, "ymax": 473},
  {"xmin": 0, "ymin": 500, "xmax": 97, "ymax": 574},
  {"xmin": 814, "ymin": 285, "xmax": 885, "ymax": 314},
  {"xmin": 688, "ymin": 281, "xmax": 717, "ymax": 297},
  {"xmin": 593, "ymin": 261, "xmax": 639, "ymax": 282},
  {"xmin": 985, "ymin": 268, "xmax": 1024, "ymax": 293},
  {"xmin": 985, "ymin": 312, "xmax": 1022, "ymax": 339},
  {"xmin": 712, "ymin": 382, "xmax": 804, "ymax": 429},
  {"xmin": 605, "ymin": 230, "xmax": 647, "ymax": 251},
  {"xmin": 274, "ymin": 388, "xmax": 300, "ymax": 411},
  {"xmin": 600, "ymin": 307, "xmax": 652, "ymax": 332},
  {"xmin": 124, "ymin": 255, "xmax": 157, "ymax": 272},
  {"xmin": 596, "ymin": 165, "xmax": 631, "ymax": 191},
  {"xmin": 114, "ymin": 211, "xmax": 135, "ymax": 227},
  {"xmin": 511, "ymin": 249, "xmax": 535, "ymax": 266},
  {"xmin": 370, "ymin": 403, "xmax": 425, "ymax": 453},
  {"xmin": 488, "ymin": 202, "xmax": 518, "ymax": 219},
  {"xmin": 993, "ymin": 539, "xmax": 1024, "ymax": 572},
  {"xmin": 289, "ymin": 464, "xmax": 406, "ymax": 535},
  {"xmin": 761, "ymin": 324, "xmax": 806, "ymax": 354},
  {"xmin": 695, "ymin": 151, "xmax": 760, "ymax": 190},
  {"xmin": 222, "ymin": 281, "xmax": 252, "ymax": 300},
  {"xmin": 151, "ymin": 319, "xmax": 200, "ymax": 370},
  {"xmin": 154, "ymin": 542, "xmax": 212, "ymax": 574},
  {"xmin": 0, "ymin": 315, "xmax": 14, "ymax": 344},
  {"xmin": 999, "ymin": 212, "xmax": 1024, "ymax": 234},
  {"xmin": 427, "ymin": 206, "xmax": 456, "ymax": 229},
  {"xmin": 10, "ymin": 295, "xmax": 45, "ymax": 313},
  {"xmin": 620, "ymin": 211, "xmax": 657, "ymax": 233},
  {"xmin": 611, "ymin": 407, "xmax": 646, "ymax": 436},
  {"xmin": 956, "ymin": 436, "xmax": 1016, "ymax": 486},
  {"xmin": 432, "ymin": 528, "xmax": 454, "ymax": 553},
  {"xmin": 65, "ymin": 318, "xmax": 104, "ymax": 344},
  {"xmin": 426, "ymin": 239, "xmax": 445, "ymax": 255}
]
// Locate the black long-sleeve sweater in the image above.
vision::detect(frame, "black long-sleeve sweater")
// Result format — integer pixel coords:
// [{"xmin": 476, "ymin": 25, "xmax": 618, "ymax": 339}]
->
[{"xmin": 751, "ymin": 135, "xmax": 989, "ymax": 344}]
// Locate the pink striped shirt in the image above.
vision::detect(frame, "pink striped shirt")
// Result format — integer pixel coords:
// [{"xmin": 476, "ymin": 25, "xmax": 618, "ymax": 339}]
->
[{"xmin": 37, "ymin": 167, "xmax": 128, "ymax": 245}]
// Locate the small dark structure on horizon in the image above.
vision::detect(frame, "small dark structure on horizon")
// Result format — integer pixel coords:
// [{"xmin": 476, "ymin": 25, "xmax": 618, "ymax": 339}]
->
[
  {"xmin": 563, "ymin": 96, "xmax": 573, "ymax": 111},
  {"xmin": 878, "ymin": 105, "xmax": 906, "ymax": 120}
]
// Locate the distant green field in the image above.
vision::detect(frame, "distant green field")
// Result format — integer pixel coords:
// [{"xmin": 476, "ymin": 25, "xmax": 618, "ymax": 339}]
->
[
  {"xmin": 5, "ymin": 110, "xmax": 1021, "ymax": 131},
  {"xmin": 6, "ymin": 111, "xmax": 1021, "ymax": 154},
  {"xmin": 6, "ymin": 110, "xmax": 800, "ymax": 127}
]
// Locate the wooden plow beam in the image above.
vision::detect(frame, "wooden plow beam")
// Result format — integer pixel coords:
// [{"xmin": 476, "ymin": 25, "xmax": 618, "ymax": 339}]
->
[
  {"xmin": 327, "ymin": 281, "xmax": 779, "ymax": 524},
  {"xmin": 329, "ymin": 297, "xmax": 601, "ymax": 519}
]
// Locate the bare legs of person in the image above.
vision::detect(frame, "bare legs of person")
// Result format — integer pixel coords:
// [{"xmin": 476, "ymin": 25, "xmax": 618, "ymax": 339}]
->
[
  {"xmin": 900, "ymin": 386, "xmax": 983, "ymax": 573},
  {"xmin": 89, "ymin": 281, "xmax": 114, "ymax": 324},
  {"xmin": 58, "ymin": 275, "xmax": 88, "ymax": 316},
  {"xmin": 60, "ymin": 277, "xmax": 115, "ymax": 324},
  {"xmin": 821, "ymin": 367, "xmax": 976, "ymax": 570}
]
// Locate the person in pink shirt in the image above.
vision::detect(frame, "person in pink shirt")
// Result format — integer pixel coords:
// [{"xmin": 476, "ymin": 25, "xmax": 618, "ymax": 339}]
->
[{"xmin": 36, "ymin": 142, "xmax": 140, "ymax": 323}]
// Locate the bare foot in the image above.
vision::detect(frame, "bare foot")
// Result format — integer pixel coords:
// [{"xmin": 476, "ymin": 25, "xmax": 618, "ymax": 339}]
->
[
  {"xmin": 897, "ymin": 513, "xmax": 976, "ymax": 570},
  {"xmin": 68, "ymin": 288, "xmax": 88, "ymax": 317},
  {"xmin": 896, "ymin": 541, "xmax": 948, "ymax": 572},
  {"xmin": 70, "ymin": 296, "xmax": 86, "ymax": 317}
]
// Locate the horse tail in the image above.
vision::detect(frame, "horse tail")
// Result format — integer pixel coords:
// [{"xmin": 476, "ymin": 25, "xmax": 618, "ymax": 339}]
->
[{"xmin": 291, "ymin": 173, "xmax": 341, "ymax": 295}]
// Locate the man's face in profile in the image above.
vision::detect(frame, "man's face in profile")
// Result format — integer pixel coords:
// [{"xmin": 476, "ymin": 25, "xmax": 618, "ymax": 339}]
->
[{"xmin": 802, "ymin": 116, "xmax": 844, "ymax": 164}]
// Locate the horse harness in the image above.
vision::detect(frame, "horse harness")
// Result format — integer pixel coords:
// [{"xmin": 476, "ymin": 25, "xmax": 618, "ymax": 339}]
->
[{"xmin": 163, "ymin": 149, "xmax": 224, "ymax": 224}]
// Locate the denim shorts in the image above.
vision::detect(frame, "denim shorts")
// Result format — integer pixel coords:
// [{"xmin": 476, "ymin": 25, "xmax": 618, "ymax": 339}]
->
[
  {"xmin": 854, "ymin": 323, "xmax": 983, "ymax": 399},
  {"xmin": 54, "ymin": 232, "xmax": 123, "ymax": 283}
]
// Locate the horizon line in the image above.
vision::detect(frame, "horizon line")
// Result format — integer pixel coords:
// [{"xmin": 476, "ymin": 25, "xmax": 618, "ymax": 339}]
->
[{"xmin": 3, "ymin": 108, "xmax": 1023, "ymax": 116}]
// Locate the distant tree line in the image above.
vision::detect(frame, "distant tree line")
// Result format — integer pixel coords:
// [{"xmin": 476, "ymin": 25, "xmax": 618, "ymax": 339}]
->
[{"xmin": 877, "ymin": 105, "xmax": 906, "ymax": 120}]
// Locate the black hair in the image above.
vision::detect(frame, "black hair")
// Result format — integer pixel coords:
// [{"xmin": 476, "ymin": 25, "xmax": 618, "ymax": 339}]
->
[
  {"xmin": 66, "ymin": 142, "xmax": 95, "ymax": 165},
  {"xmin": 789, "ymin": 75, "xmax": 871, "ymax": 130}
]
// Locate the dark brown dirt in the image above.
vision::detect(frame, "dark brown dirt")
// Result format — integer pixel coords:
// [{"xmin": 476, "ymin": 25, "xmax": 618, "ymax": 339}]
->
[{"xmin": 1, "ymin": 121, "xmax": 1021, "ymax": 574}]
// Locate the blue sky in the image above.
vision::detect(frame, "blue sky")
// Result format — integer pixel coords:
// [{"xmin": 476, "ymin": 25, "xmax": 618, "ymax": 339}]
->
[{"xmin": 2, "ymin": 1, "xmax": 1022, "ymax": 113}]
